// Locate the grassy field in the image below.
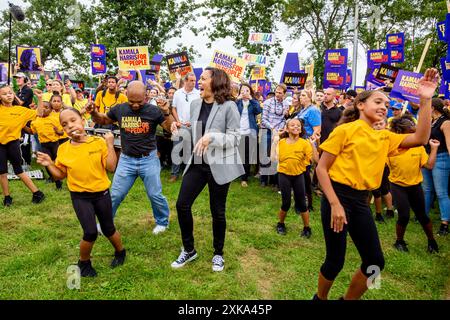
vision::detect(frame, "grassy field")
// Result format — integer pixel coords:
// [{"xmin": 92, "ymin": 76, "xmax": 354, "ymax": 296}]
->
[{"xmin": 0, "ymin": 166, "xmax": 449, "ymax": 300}]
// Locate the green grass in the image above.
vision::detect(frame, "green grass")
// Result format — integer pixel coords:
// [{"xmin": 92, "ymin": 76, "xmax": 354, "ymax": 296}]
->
[{"xmin": 0, "ymin": 167, "xmax": 449, "ymax": 300}]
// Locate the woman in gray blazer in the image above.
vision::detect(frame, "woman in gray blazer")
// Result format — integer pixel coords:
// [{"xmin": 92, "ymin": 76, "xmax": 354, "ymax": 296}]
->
[{"xmin": 170, "ymin": 67, "xmax": 244, "ymax": 272}]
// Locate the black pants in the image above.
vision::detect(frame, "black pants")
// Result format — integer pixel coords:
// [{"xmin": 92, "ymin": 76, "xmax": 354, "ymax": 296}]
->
[
  {"xmin": 20, "ymin": 136, "xmax": 31, "ymax": 166},
  {"xmin": 176, "ymin": 164, "xmax": 230, "ymax": 256},
  {"xmin": 239, "ymin": 134, "xmax": 257, "ymax": 182},
  {"xmin": 70, "ymin": 190, "xmax": 116, "ymax": 242},
  {"xmin": 390, "ymin": 182, "xmax": 430, "ymax": 227},
  {"xmin": 304, "ymin": 165, "xmax": 313, "ymax": 209},
  {"xmin": 278, "ymin": 172, "xmax": 307, "ymax": 213},
  {"xmin": 0, "ymin": 139, "xmax": 23, "ymax": 175},
  {"xmin": 41, "ymin": 141, "xmax": 62, "ymax": 187},
  {"xmin": 320, "ymin": 181, "xmax": 385, "ymax": 281},
  {"xmin": 156, "ymin": 135, "xmax": 173, "ymax": 168},
  {"xmin": 58, "ymin": 138, "xmax": 69, "ymax": 146},
  {"xmin": 372, "ymin": 166, "xmax": 390, "ymax": 198}
]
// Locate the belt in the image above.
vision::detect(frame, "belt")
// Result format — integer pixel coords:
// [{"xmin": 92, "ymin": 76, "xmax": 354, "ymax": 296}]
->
[{"xmin": 124, "ymin": 151, "xmax": 151, "ymax": 158}]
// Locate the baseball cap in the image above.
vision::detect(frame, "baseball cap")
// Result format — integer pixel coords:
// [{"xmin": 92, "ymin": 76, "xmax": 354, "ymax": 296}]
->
[
  {"xmin": 13, "ymin": 72, "xmax": 28, "ymax": 79},
  {"xmin": 390, "ymin": 101, "xmax": 403, "ymax": 110}
]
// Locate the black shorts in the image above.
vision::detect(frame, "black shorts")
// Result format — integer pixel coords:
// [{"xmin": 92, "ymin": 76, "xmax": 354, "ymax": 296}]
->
[
  {"xmin": 0, "ymin": 139, "xmax": 23, "ymax": 175},
  {"xmin": 372, "ymin": 166, "xmax": 390, "ymax": 198}
]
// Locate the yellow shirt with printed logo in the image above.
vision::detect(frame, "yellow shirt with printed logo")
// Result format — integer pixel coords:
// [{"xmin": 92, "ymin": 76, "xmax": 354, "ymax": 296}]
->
[
  {"xmin": 277, "ymin": 138, "xmax": 313, "ymax": 176},
  {"xmin": 320, "ymin": 119, "xmax": 408, "ymax": 190},
  {"xmin": 0, "ymin": 105, "xmax": 36, "ymax": 144},
  {"xmin": 49, "ymin": 111, "xmax": 68, "ymax": 139},
  {"xmin": 55, "ymin": 136, "xmax": 110, "ymax": 192},
  {"xmin": 387, "ymin": 146, "xmax": 428, "ymax": 187},
  {"xmin": 95, "ymin": 90, "xmax": 128, "ymax": 114},
  {"xmin": 30, "ymin": 115, "xmax": 61, "ymax": 143}
]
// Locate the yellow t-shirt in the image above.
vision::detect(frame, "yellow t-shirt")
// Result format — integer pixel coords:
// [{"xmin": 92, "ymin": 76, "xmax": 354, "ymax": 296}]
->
[
  {"xmin": 387, "ymin": 146, "xmax": 428, "ymax": 187},
  {"xmin": 73, "ymin": 98, "xmax": 91, "ymax": 120},
  {"xmin": 49, "ymin": 112, "xmax": 68, "ymax": 139},
  {"xmin": 30, "ymin": 115, "xmax": 61, "ymax": 143},
  {"xmin": 320, "ymin": 119, "xmax": 408, "ymax": 190},
  {"xmin": 43, "ymin": 92, "xmax": 73, "ymax": 107},
  {"xmin": 95, "ymin": 90, "xmax": 128, "ymax": 114},
  {"xmin": 277, "ymin": 138, "xmax": 313, "ymax": 176},
  {"xmin": 55, "ymin": 136, "xmax": 110, "ymax": 192},
  {"xmin": 0, "ymin": 105, "xmax": 36, "ymax": 144}
]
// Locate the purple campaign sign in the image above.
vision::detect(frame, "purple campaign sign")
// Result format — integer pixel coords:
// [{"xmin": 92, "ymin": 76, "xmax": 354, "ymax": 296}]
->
[
  {"xmin": 446, "ymin": 14, "xmax": 450, "ymax": 43},
  {"xmin": 323, "ymin": 66, "xmax": 347, "ymax": 90},
  {"xmin": 151, "ymin": 54, "xmax": 164, "ymax": 63},
  {"xmin": 367, "ymin": 49, "xmax": 391, "ymax": 69},
  {"xmin": 193, "ymin": 67, "xmax": 203, "ymax": 89},
  {"xmin": 441, "ymin": 57, "xmax": 450, "ymax": 81},
  {"xmin": 90, "ymin": 44, "xmax": 106, "ymax": 60},
  {"xmin": 324, "ymin": 49, "xmax": 348, "ymax": 69},
  {"xmin": 390, "ymin": 70, "xmax": 423, "ymax": 104},
  {"xmin": 91, "ymin": 59, "xmax": 107, "ymax": 75},
  {"xmin": 279, "ymin": 52, "xmax": 300, "ymax": 83},
  {"xmin": 345, "ymin": 68, "xmax": 352, "ymax": 89},
  {"xmin": 386, "ymin": 33, "xmax": 405, "ymax": 48}
]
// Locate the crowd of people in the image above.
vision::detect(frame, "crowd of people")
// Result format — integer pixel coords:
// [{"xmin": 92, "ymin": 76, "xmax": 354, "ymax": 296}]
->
[{"xmin": 0, "ymin": 62, "xmax": 448, "ymax": 300}]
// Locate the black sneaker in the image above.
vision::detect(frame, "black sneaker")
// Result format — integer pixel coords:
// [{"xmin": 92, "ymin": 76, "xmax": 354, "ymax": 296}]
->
[
  {"xmin": 312, "ymin": 293, "xmax": 322, "ymax": 301},
  {"xmin": 375, "ymin": 214, "xmax": 385, "ymax": 223},
  {"xmin": 55, "ymin": 180, "xmax": 62, "ymax": 190},
  {"xmin": 171, "ymin": 248, "xmax": 198, "ymax": 269},
  {"xmin": 3, "ymin": 196, "xmax": 12, "ymax": 207},
  {"xmin": 393, "ymin": 240, "xmax": 409, "ymax": 252},
  {"xmin": 276, "ymin": 222, "xmax": 286, "ymax": 235},
  {"xmin": 300, "ymin": 227, "xmax": 312, "ymax": 239},
  {"xmin": 386, "ymin": 209, "xmax": 395, "ymax": 219},
  {"xmin": 31, "ymin": 190, "xmax": 45, "ymax": 204},
  {"xmin": 77, "ymin": 259, "xmax": 97, "ymax": 277},
  {"xmin": 427, "ymin": 239, "xmax": 439, "ymax": 254},
  {"xmin": 437, "ymin": 224, "xmax": 449, "ymax": 236},
  {"xmin": 111, "ymin": 249, "xmax": 126, "ymax": 268}
]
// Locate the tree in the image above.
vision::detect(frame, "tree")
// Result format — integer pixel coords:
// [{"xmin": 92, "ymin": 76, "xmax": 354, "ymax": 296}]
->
[{"xmin": 202, "ymin": 0, "xmax": 285, "ymax": 80}]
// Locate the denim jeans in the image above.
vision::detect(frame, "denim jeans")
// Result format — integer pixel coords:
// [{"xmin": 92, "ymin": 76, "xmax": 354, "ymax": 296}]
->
[
  {"xmin": 422, "ymin": 152, "xmax": 450, "ymax": 222},
  {"xmin": 111, "ymin": 151, "xmax": 170, "ymax": 227}
]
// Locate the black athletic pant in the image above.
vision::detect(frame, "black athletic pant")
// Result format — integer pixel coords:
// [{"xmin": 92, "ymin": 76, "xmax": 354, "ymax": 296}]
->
[
  {"xmin": 372, "ymin": 166, "xmax": 390, "ymax": 198},
  {"xmin": 240, "ymin": 134, "xmax": 257, "ymax": 182},
  {"xmin": 70, "ymin": 190, "xmax": 116, "ymax": 242},
  {"xmin": 390, "ymin": 182, "xmax": 430, "ymax": 227},
  {"xmin": 304, "ymin": 165, "xmax": 313, "ymax": 209},
  {"xmin": 278, "ymin": 172, "xmax": 307, "ymax": 213},
  {"xmin": 320, "ymin": 181, "xmax": 385, "ymax": 281},
  {"xmin": 176, "ymin": 163, "xmax": 230, "ymax": 256},
  {"xmin": 41, "ymin": 141, "xmax": 62, "ymax": 187},
  {"xmin": 0, "ymin": 139, "xmax": 24, "ymax": 175}
]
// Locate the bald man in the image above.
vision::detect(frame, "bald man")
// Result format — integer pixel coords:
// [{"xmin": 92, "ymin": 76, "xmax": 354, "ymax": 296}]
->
[{"xmin": 88, "ymin": 81, "xmax": 175, "ymax": 235}]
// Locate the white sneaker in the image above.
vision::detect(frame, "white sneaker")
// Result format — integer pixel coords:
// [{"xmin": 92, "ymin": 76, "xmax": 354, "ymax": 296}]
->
[
  {"xmin": 212, "ymin": 255, "xmax": 224, "ymax": 272},
  {"xmin": 97, "ymin": 223, "xmax": 103, "ymax": 236},
  {"xmin": 152, "ymin": 225, "xmax": 168, "ymax": 235}
]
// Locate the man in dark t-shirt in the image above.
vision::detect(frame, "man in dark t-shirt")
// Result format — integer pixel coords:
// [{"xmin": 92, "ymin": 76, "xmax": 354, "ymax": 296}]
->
[
  {"xmin": 88, "ymin": 81, "xmax": 175, "ymax": 235},
  {"xmin": 320, "ymin": 88, "xmax": 342, "ymax": 144}
]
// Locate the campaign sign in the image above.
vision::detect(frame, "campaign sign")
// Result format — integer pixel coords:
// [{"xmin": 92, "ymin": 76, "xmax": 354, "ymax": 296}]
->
[
  {"xmin": 210, "ymin": 50, "xmax": 247, "ymax": 83},
  {"xmin": 166, "ymin": 51, "xmax": 193, "ymax": 81},
  {"xmin": 441, "ymin": 57, "xmax": 450, "ymax": 81},
  {"xmin": 386, "ymin": 33, "xmax": 405, "ymax": 47},
  {"xmin": 375, "ymin": 64, "xmax": 400, "ymax": 83},
  {"xmin": 248, "ymin": 33, "xmax": 275, "ymax": 45},
  {"xmin": 116, "ymin": 46, "xmax": 150, "ymax": 71},
  {"xmin": 437, "ymin": 21, "xmax": 446, "ymax": 42},
  {"xmin": 323, "ymin": 68, "xmax": 347, "ymax": 89},
  {"xmin": 91, "ymin": 59, "xmax": 107, "ymax": 75},
  {"xmin": 282, "ymin": 72, "xmax": 307, "ymax": 89},
  {"xmin": 16, "ymin": 46, "xmax": 42, "ymax": 72},
  {"xmin": 367, "ymin": 49, "xmax": 391, "ymax": 69},
  {"xmin": 90, "ymin": 44, "xmax": 106, "ymax": 60},
  {"xmin": 242, "ymin": 52, "xmax": 269, "ymax": 67},
  {"xmin": 325, "ymin": 49, "xmax": 348, "ymax": 69},
  {"xmin": 390, "ymin": 70, "xmax": 423, "ymax": 104}
]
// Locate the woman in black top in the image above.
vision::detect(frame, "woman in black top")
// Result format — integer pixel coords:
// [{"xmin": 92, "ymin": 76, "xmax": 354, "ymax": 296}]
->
[{"xmin": 421, "ymin": 98, "xmax": 450, "ymax": 235}]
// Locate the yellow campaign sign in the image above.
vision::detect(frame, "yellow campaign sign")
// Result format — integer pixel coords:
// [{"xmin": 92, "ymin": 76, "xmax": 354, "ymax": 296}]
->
[
  {"xmin": 251, "ymin": 66, "xmax": 265, "ymax": 80},
  {"xmin": 116, "ymin": 46, "xmax": 150, "ymax": 71},
  {"xmin": 16, "ymin": 46, "xmax": 42, "ymax": 72},
  {"xmin": 209, "ymin": 50, "xmax": 248, "ymax": 83}
]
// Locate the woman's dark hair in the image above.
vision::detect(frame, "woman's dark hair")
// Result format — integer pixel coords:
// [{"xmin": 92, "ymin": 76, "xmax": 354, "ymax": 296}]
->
[
  {"xmin": 390, "ymin": 114, "xmax": 416, "ymax": 134},
  {"xmin": 50, "ymin": 93, "xmax": 62, "ymax": 102},
  {"xmin": 338, "ymin": 90, "xmax": 383, "ymax": 125},
  {"xmin": 280, "ymin": 118, "xmax": 306, "ymax": 139},
  {"xmin": 205, "ymin": 67, "xmax": 233, "ymax": 104},
  {"xmin": 239, "ymin": 83, "xmax": 255, "ymax": 99},
  {"xmin": 59, "ymin": 107, "xmax": 82, "ymax": 120},
  {"xmin": 432, "ymin": 98, "xmax": 450, "ymax": 119}
]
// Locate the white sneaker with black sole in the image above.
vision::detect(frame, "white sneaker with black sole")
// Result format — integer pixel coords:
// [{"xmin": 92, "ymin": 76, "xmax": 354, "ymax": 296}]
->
[
  {"xmin": 153, "ymin": 225, "xmax": 168, "ymax": 235},
  {"xmin": 212, "ymin": 255, "xmax": 224, "ymax": 272},
  {"xmin": 171, "ymin": 248, "xmax": 198, "ymax": 268}
]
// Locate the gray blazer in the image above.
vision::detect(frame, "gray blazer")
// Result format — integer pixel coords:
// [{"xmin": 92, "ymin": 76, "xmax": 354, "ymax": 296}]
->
[{"xmin": 176, "ymin": 99, "xmax": 244, "ymax": 185}]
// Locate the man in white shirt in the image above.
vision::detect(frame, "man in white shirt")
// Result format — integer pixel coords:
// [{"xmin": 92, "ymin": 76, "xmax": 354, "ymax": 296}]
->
[{"xmin": 170, "ymin": 72, "xmax": 200, "ymax": 182}]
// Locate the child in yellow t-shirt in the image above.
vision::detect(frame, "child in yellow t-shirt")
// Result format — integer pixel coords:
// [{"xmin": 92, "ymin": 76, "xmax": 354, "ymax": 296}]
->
[
  {"xmin": 313, "ymin": 68, "xmax": 439, "ymax": 301},
  {"xmin": 0, "ymin": 85, "xmax": 45, "ymax": 207},
  {"xmin": 36, "ymin": 107, "xmax": 126, "ymax": 277},
  {"xmin": 28, "ymin": 101, "xmax": 64, "ymax": 190},
  {"xmin": 271, "ymin": 118, "xmax": 319, "ymax": 238},
  {"xmin": 48, "ymin": 94, "xmax": 69, "ymax": 145},
  {"xmin": 387, "ymin": 114, "xmax": 440, "ymax": 253}
]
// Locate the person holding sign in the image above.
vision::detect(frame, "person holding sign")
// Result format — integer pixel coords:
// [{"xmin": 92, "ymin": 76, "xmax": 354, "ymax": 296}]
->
[
  {"xmin": 387, "ymin": 114, "xmax": 440, "ymax": 253},
  {"xmin": 313, "ymin": 68, "xmax": 439, "ymax": 300},
  {"xmin": 86, "ymin": 81, "xmax": 175, "ymax": 236},
  {"xmin": 170, "ymin": 67, "xmax": 244, "ymax": 272}
]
